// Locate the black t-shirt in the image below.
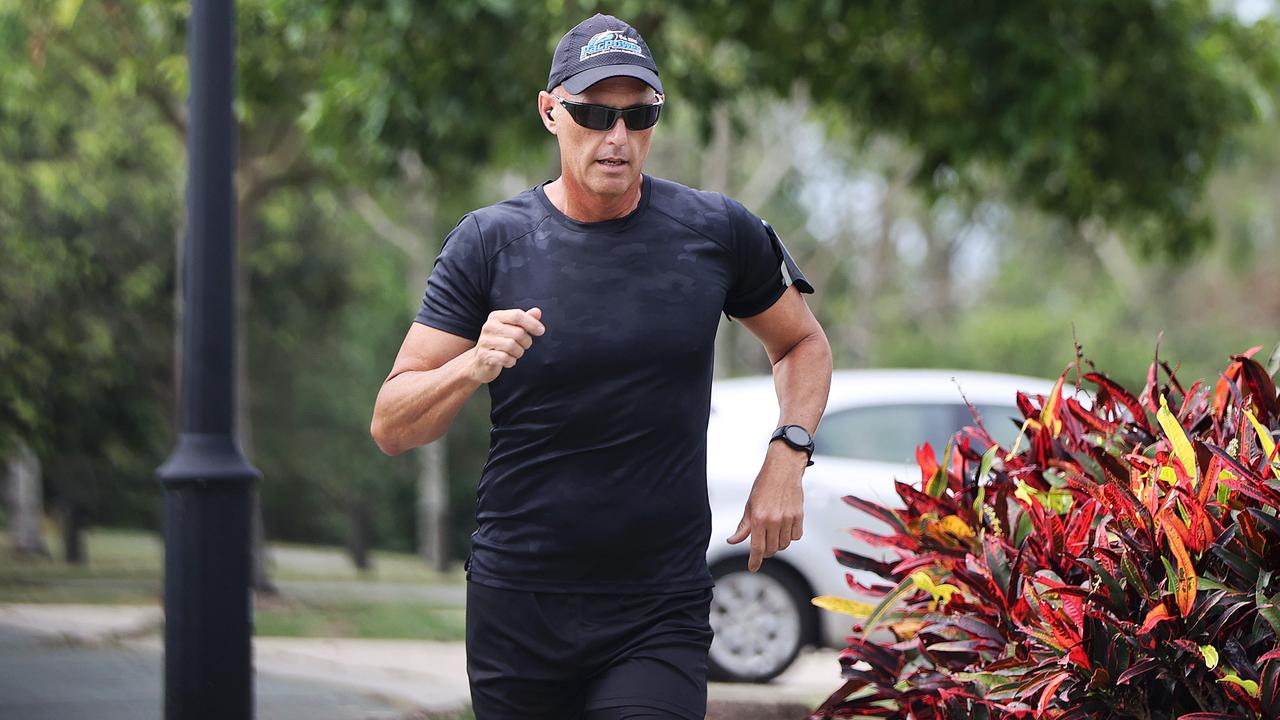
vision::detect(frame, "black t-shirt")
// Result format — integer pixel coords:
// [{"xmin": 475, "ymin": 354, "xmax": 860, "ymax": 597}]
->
[{"xmin": 415, "ymin": 174, "xmax": 811, "ymax": 593}]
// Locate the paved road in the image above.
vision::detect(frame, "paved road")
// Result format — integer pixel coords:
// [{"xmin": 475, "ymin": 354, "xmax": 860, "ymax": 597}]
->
[
  {"xmin": 0, "ymin": 603, "xmax": 841, "ymax": 718},
  {"xmin": 0, "ymin": 627, "xmax": 412, "ymax": 720}
]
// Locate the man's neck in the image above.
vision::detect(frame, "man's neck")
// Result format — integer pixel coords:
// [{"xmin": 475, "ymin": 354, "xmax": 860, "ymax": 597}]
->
[{"xmin": 544, "ymin": 176, "xmax": 643, "ymax": 223}]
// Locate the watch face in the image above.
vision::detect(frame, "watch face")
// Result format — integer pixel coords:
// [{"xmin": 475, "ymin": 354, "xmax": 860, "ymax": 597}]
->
[{"xmin": 783, "ymin": 425, "xmax": 812, "ymax": 446}]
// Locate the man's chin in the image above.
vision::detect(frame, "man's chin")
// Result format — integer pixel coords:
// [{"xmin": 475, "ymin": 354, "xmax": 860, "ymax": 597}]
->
[{"xmin": 586, "ymin": 172, "xmax": 639, "ymax": 198}]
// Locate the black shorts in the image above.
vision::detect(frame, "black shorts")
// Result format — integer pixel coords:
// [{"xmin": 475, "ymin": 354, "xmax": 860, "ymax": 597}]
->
[{"xmin": 465, "ymin": 582, "xmax": 714, "ymax": 720}]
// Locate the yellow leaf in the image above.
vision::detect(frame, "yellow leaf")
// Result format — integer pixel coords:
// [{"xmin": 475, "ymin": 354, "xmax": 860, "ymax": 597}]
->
[
  {"xmin": 910, "ymin": 571, "xmax": 961, "ymax": 610},
  {"xmin": 1014, "ymin": 480, "xmax": 1036, "ymax": 506},
  {"xmin": 1199, "ymin": 644, "xmax": 1219, "ymax": 670},
  {"xmin": 811, "ymin": 595, "xmax": 874, "ymax": 617},
  {"xmin": 1157, "ymin": 395, "xmax": 1198, "ymax": 487},
  {"xmin": 1157, "ymin": 466, "xmax": 1178, "ymax": 484},
  {"xmin": 910, "ymin": 571, "xmax": 938, "ymax": 595},
  {"xmin": 1005, "ymin": 417, "xmax": 1042, "ymax": 461},
  {"xmin": 938, "ymin": 515, "xmax": 975, "ymax": 540},
  {"xmin": 1244, "ymin": 408, "xmax": 1277, "ymax": 468},
  {"xmin": 1041, "ymin": 375, "xmax": 1066, "ymax": 437}
]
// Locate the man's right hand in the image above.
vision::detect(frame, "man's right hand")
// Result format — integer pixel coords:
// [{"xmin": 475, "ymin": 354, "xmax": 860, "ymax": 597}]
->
[{"xmin": 469, "ymin": 307, "xmax": 545, "ymax": 383}]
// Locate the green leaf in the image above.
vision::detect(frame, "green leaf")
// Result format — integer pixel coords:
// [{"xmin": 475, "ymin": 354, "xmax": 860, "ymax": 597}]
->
[
  {"xmin": 54, "ymin": 0, "xmax": 84, "ymax": 28},
  {"xmin": 926, "ymin": 438, "xmax": 953, "ymax": 498},
  {"xmin": 1195, "ymin": 576, "xmax": 1235, "ymax": 592},
  {"xmin": 1219, "ymin": 672, "xmax": 1260, "ymax": 698},
  {"xmin": 1256, "ymin": 580, "xmax": 1280, "ymax": 637},
  {"xmin": 1014, "ymin": 512, "xmax": 1034, "ymax": 547},
  {"xmin": 973, "ymin": 444, "xmax": 997, "ymax": 516},
  {"xmin": 1199, "ymin": 644, "xmax": 1219, "ymax": 670},
  {"xmin": 862, "ymin": 575, "xmax": 917, "ymax": 638},
  {"xmin": 1161, "ymin": 555, "xmax": 1179, "ymax": 597},
  {"xmin": 1080, "ymin": 558, "xmax": 1128, "ymax": 615}
]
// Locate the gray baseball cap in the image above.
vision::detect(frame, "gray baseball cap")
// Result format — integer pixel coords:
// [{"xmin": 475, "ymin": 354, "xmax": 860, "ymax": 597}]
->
[{"xmin": 546, "ymin": 14, "xmax": 663, "ymax": 95}]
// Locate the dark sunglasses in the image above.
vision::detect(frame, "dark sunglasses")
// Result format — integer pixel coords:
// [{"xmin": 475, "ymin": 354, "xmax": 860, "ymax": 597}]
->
[{"xmin": 551, "ymin": 94, "xmax": 664, "ymax": 131}]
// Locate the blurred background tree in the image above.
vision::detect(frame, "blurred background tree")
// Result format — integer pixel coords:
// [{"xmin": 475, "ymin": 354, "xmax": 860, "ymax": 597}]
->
[{"xmin": 1, "ymin": 0, "xmax": 1277, "ymax": 568}]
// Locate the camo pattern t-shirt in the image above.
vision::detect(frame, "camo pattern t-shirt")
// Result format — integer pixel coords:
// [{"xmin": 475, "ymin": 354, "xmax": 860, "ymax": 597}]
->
[{"xmin": 415, "ymin": 174, "xmax": 811, "ymax": 594}]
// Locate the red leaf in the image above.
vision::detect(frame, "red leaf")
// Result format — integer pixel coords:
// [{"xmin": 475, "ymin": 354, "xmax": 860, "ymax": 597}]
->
[
  {"xmin": 1139, "ymin": 602, "xmax": 1173, "ymax": 634},
  {"xmin": 1064, "ymin": 502, "xmax": 1098, "ymax": 556},
  {"xmin": 1085, "ymin": 371, "xmax": 1153, "ymax": 433},
  {"xmin": 1117, "ymin": 658, "xmax": 1160, "ymax": 685},
  {"xmin": 1206, "ymin": 445, "xmax": 1280, "ymax": 507},
  {"xmin": 847, "ymin": 528, "xmax": 918, "ymax": 551},
  {"xmin": 1038, "ymin": 671, "xmax": 1072, "ymax": 712},
  {"xmin": 1157, "ymin": 509, "xmax": 1198, "ymax": 616},
  {"xmin": 917, "ymin": 442, "xmax": 939, "ymax": 486},
  {"xmin": 1213, "ymin": 361, "xmax": 1244, "ymax": 418}
]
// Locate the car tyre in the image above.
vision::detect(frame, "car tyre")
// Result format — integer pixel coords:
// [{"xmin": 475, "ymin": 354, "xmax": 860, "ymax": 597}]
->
[{"xmin": 707, "ymin": 557, "xmax": 816, "ymax": 683}]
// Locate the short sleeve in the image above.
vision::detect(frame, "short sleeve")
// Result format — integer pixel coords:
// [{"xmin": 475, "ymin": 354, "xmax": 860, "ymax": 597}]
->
[
  {"xmin": 722, "ymin": 197, "xmax": 814, "ymax": 318},
  {"xmin": 414, "ymin": 214, "xmax": 490, "ymax": 340}
]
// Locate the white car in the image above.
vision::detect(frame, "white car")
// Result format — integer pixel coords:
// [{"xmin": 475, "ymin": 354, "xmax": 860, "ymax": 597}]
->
[{"xmin": 703, "ymin": 368, "xmax": 1058, "ymax": 682}]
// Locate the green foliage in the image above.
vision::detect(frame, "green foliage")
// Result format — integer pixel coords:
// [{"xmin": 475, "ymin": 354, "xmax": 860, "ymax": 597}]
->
[
  {"xmin": 0, "ymin": 7, "xmax": 178, "ymax": 521},
  {"xmin": 816, "ymin": 350, "xmax": 1280, "ymax": 718},
  {"xmin": 690, "ymin": 0, "xmax": 1280, "ymax": 257},
  {"xmin": 248, "ymin": 188, "xmax": 419, "ymax": 549}
]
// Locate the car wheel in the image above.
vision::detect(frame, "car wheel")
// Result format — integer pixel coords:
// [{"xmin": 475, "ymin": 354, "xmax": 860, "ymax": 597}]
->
[{"xmin": 707, "ymin": 558, "xmax": 815, "ymax": 683}]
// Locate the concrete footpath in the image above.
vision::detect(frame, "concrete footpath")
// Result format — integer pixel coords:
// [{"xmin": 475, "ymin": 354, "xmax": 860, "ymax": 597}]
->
[{"xmin": 0, "ymin": 604, "xmax": 841, "ymax": 719}]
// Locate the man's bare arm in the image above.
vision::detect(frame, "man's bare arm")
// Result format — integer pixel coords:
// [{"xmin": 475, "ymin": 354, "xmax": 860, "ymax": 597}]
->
[
  {"xmin": 726, "ymin": 287, "xmax": 832, "ymax": 571},
  {"xmin": 371, "ymin": 308, "xmax": 545, "ymax": 456}
]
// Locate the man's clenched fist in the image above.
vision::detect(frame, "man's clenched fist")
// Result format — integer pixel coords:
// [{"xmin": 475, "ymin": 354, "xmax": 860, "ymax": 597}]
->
[{"xmin": 469, "ymin": 308, "xmax": 545, "ymax": 383}]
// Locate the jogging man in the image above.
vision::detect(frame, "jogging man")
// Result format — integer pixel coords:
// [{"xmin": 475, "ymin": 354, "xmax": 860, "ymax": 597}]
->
[{"xmin": 371, "ymin": 14, "xmax": 832, "ymax": 720}]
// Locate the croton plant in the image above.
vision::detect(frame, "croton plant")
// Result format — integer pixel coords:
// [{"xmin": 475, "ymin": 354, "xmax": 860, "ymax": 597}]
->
[{"xmin": 811, "ymin": 346, "xmax": 1280, "ymax": 719}]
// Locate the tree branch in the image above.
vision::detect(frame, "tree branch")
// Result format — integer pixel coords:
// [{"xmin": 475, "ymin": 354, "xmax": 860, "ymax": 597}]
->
[
  {"xmin": 346, "ymin": 188, "xmax": 424, "ymax": 263},
  {"xmin": 59, "ymin": 33, "xmax": 186, "ymax": 136}
]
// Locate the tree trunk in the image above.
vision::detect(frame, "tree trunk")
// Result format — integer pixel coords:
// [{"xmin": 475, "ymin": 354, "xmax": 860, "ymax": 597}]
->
[
  {"xmin": 6, "ymin": 440, "xmax": 49, "ymax": 558},
  {"xmin": 59, "ymin": 498, "xmax": 86, "ymax": 565},
  {"xmin": 236, "ymin": 179, "xmax": 275, "ymax": 594},
  {"xmin": 347, "ymin": 496, "xmax": 373, "ymax": 573},
  {"xmin": 416, "ymin": 443, "xmax": 449, "ymax": 571},
  {"xmin": 920, "ymin": 216, "xmax": 956, "ymax": 328}
]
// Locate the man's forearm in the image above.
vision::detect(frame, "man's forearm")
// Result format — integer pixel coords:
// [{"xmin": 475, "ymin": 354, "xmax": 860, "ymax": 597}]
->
[
  {"xmin": 370, "ymin": 349, "xmax": 483, "ymax": 456},
  {"xmin": 770, "ymin": 330, "xmax": 832, "ymax": 434}
]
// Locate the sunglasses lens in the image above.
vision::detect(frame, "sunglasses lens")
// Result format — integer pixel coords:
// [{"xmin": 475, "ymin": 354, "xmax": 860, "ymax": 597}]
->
[
  {"xmin": 567, "ymin": 103, "xmax": 616, "ymax": 131},
  {"xmin": 623, "ymin": 104, "xmax": 661, "ymax": 131}
]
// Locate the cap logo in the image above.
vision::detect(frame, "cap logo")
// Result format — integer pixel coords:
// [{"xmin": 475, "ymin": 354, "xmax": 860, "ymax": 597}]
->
[{"xmin": 579, "ymin": 30, "xmax": 644, "ymax": 61}]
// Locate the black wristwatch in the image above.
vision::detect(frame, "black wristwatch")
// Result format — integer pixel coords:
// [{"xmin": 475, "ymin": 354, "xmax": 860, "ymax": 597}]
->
[{"xmin": 770, "ymin": 424, "xmax": 815, "ymax": 467}]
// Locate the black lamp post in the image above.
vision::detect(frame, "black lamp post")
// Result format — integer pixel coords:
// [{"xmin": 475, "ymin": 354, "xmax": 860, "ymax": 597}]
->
[{"xmin": 156, "ymin": 0, "xmax": 259, "ymax": 718}]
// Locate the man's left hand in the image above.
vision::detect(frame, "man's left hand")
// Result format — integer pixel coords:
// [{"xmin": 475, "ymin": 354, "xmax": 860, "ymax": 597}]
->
[{"xmin": 725, "ymin": 444, "xmax": 807, "ymax": 572}]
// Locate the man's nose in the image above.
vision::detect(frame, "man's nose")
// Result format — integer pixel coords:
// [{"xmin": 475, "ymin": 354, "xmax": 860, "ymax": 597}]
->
[{"xmin": 604, "ymin": 116, "xmax": 629, "ymax": 144}]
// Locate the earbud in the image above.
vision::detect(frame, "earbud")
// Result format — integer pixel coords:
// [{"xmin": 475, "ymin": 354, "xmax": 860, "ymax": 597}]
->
[{"xmin": 546, "ymin": 109, "xmax": 554, "ymax": 120}]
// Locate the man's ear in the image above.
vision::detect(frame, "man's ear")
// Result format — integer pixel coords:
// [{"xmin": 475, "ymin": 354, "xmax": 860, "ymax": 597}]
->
[{"xmin": 538, "ymin": 92, "xmax": 556, "ymax": 134}]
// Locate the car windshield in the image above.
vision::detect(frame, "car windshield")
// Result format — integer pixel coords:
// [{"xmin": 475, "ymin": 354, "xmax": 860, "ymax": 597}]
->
[{"xmin": 815, "ymin": 403, "xmax": 1023, "ymax": 464}]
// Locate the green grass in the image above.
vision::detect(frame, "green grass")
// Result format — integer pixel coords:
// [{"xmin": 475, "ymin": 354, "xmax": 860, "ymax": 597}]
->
[
  {"xmin": 1, "ymin": 526, "xmax": 468, "ymax": 641},
  {"xmin": 410, "ymin": 710, "xmax": 474, "ymax": 720},
  {"xmin": 0, "ymin": 526, "xmax": 463, "ymax": 588},
  {"xmin": 254, "ymin": 598, "xmax": 466, "ymax": 641},
  {"xmin": 0, "ymin": 527, "xmax": 164, "ymax": 603}
]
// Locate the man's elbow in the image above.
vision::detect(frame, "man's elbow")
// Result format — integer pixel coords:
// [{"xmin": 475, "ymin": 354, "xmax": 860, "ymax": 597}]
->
[
  {"xmin": 370, "ymin": 423, "xmax": 396, "ymax": 456},
  {"xmin": 370, "ymin": 415, "xmax": 409, "ymax": 457}
]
